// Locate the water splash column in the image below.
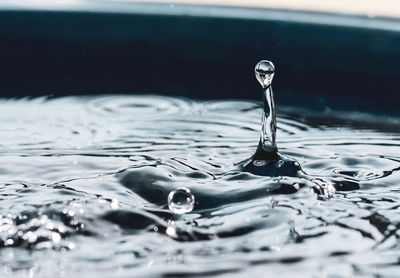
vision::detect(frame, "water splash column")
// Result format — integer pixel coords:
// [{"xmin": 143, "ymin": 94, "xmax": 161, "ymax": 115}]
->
[{"xmin": 255, "ymin": 60, "xmax": 277, "ymax": 154}]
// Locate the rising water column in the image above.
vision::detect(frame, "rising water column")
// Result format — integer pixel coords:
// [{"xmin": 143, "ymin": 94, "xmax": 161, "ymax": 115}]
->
[{"xmin": 254, "ymin": 60, "xmax": 278, "ymax": 159}]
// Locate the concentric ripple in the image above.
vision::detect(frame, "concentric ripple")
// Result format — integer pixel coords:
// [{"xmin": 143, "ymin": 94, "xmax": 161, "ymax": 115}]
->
[{"xmin": 0, "ymin": 95, "xmax": 399, "ymax": 277}]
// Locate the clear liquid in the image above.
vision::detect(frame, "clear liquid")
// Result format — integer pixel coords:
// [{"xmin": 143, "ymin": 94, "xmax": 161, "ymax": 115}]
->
[
  {"xmin": 0, "ymin": 95, "xmax": 399, "ymax": 277},
  {"xmin": 168, "ymin": 187, "xmax": 195, "ymax": 214},
  {"xmin": 260, "ymin": 85, "xmax": 277, "ymax": 153}
]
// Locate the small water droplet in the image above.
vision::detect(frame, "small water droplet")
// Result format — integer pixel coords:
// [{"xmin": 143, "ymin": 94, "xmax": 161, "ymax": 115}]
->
[
  {"xmin": 168, "ymin": 187, "xmax": 195, "ymax": 214},
  {"xmin": 253, "ymin": 160, "xmax": 267, "ymax": 167},
  {"xmin": 255, "ymin": 60, "xmax": 275, "ymax": 88}
]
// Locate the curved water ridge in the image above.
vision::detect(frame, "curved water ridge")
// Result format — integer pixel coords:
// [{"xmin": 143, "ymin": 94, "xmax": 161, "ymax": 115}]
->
[{"xmin": 0, "ymin": 96, "xmax": 399, "ymax": 277}]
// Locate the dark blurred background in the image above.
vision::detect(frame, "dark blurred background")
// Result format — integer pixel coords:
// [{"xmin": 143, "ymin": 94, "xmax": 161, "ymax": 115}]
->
[{"xmin": 0, "ymin": 1, "xmax": 399, "ymax": 115}]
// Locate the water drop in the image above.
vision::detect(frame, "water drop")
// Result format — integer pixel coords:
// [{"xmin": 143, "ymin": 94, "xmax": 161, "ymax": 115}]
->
[
  {"xmin": 168, "ymin": 187, "xmax": 195, "ymax": 214},
  {"xmin": 255, "ymin": 60, "xmax": 275, "ymax": 88}
]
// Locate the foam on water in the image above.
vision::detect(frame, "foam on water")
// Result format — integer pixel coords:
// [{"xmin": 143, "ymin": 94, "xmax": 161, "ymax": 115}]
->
[{"xmin": 0, "ymin": 95, "xmax": 399, "ymax": 277}]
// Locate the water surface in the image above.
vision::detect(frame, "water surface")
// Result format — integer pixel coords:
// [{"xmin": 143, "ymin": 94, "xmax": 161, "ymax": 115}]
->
[{"xmin": 0, "ymin": 95, "xmax": 399, "ymax": 277}]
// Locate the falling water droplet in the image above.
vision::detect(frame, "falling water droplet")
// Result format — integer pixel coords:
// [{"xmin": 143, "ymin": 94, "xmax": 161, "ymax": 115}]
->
[
  {"xmin": 255, "ymin": 60, "xmax": 275, "ymax": 88},
  {"xmin": 168, "ymin": 187, "xmax": 195, "ymax": 214}
]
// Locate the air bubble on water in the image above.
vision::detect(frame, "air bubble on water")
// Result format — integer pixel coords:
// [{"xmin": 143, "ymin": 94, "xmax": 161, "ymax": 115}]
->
[
  {"xmin": 253, "ymin": 160, "xmax": 267, "ymax": 167},
  {"xmin": 168, "ymin": 187, "xmax": 195, "ymax": 214}
]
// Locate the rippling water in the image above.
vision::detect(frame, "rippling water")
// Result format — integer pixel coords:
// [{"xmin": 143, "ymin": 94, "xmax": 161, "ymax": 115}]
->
[{"xmin": 0, "ymin": 95, "xmax": 399, "ymax": 277}]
